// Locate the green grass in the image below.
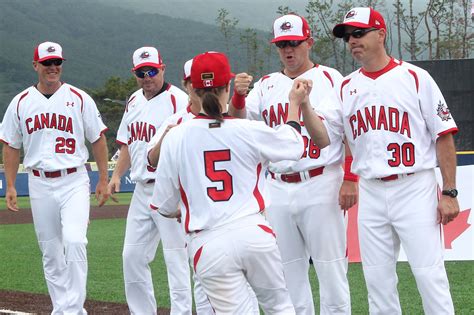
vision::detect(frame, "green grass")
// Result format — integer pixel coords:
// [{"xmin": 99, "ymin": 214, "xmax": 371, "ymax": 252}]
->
[
  {"xmin": 0, "ymin": 192, "xmax": 133, "ymax": 210},
  {"xmin": 1, "ymin": 219, "xmax": 473, "ymax": 313}
]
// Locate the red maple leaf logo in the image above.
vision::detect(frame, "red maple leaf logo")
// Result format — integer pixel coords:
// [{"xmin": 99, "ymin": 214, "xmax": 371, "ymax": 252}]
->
[{"xmin": 444, "ymin": 208, "xmax": 471, "ymax": 249}]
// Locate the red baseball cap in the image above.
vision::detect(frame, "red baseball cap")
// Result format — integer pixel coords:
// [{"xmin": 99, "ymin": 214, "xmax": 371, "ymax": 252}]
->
[
  {"xmin": 191, "ymin": 52, "xmax": 235, "ymax": 89},
  {"xmin": 34, "ymin": 42, "xmax": 65, "ymax": 62},
  {"xmin": 333, "ymin": 7, "xmax": 386, "ymax": 38},
  {"xmin": 132, "ymin": 47, "xmax": 164, "ymax": 71},
  {"xmin": 271, "ymin": 14, "xmax": 311, "ymax": 43}
]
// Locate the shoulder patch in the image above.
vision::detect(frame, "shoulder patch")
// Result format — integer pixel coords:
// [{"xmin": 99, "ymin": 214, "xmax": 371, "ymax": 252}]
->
[{"xmin": 436, "ymin": 100, "xmax": 452, "ymax": 121}]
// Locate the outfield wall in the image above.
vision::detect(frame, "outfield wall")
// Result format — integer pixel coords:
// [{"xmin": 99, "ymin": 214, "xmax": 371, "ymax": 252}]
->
[{"xmin": 0, "ymin": 154, "xmax": 472, "ymax": 262}]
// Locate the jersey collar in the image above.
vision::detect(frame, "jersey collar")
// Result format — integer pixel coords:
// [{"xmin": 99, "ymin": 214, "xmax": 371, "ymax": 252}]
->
[{"xmin": 361, "ymin": 57, "xmax": 399, "ymax": 80}]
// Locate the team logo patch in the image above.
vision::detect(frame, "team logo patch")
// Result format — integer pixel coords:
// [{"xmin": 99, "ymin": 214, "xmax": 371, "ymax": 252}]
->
[
  {"xmin": 201, "ymin": 72, "xmax": 214, "ymax": 80},
  {"xmin": 203, "ymin": 80, "xmax": 213, "ymax": 87},
  {"xmin": 345, "ymin": 10, "xmax": 356, "ymax": 19},
  {"xmin": 140, "ymin": 51, "xmax": 150, "ymax": 59},
  {"xmin": 436, "ymin": 100, "xmax": 451, "ymax": 121},
  {"xmin": 47, "ymin": 46, "xmax": 56, "ymax": 53},
  {"xmin": 66, "ymin": 101, "xmax": 74, "ymax": 107},
  {"xmin": 350, "ymin": 89, "xmax": 357, "ymax": 95},
  {"xmin": 280, "ymin": 21, "xmax": 292, "ymax": 32}
]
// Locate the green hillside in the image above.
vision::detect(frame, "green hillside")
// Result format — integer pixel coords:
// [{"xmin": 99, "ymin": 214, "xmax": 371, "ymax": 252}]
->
[{"xmin": 0, "ymin": 0, "xmax": 275, "ymax": 117}]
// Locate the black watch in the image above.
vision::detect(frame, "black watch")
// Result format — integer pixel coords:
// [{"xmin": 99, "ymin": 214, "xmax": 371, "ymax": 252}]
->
[{"xmin": 442, "ymin": 188, "xmax": 458, "ymax": 198}]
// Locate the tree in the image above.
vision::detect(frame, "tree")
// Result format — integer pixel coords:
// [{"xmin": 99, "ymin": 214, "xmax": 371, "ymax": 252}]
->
[
  {"xmin": 276, "ymin": 5, "xmax": 293, "ymax": 15},
  {"xmin": 400, "ymin": 0, "xmax": 424, "ymax": 60},
  {"xmin": 393, "ymin": 0, "xmax": 404, "ymax": 59},
  {"xmin": 240, "ymin": 28, "xmax": 264, "ymax": 75},
  {"xmin": 216, "ymin": 8, "xmax": 239, "ymax": 55},
  {"xmin": 89, "ymin": 76, "xmax": 137, "ymax": 158}
]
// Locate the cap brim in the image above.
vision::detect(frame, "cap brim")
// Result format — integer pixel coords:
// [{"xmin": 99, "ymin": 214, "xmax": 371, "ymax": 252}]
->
[
  {"xmin": 333, "ymin": 22, "xmax": 372, "ymax": 38},
  {"xmin": 37, "ymin": 55, "xmax": 66, "ymax": 62},
  {"xmin": 271, "ymin": 35, "xmax": 308, "ymax": 43},
  {"xmin": 132, "ymin": 62, "xmax": 164, "ymax": 71}
]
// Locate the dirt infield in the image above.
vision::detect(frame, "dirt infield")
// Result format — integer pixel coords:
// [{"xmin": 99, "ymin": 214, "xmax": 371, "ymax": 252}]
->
[
  {"xmin": 0, "ymin": 205, "xmax": 174, "ymax": 314},
  {"xmin": 0, "ymin": 204, "xmax": 129, "ymax": 225}
]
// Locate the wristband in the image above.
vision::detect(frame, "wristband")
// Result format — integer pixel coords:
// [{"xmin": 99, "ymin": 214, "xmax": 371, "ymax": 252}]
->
[
  {"xmin": 286, "ymin": 121, "xmax": 301, "ymax": 133},
  {"xmin": 231, "ymin": 90, "xmax": 246, "ymax": 110},
  {"xmin": 343, "ymin": 156, "xmax": 358, "ymax": 182}
]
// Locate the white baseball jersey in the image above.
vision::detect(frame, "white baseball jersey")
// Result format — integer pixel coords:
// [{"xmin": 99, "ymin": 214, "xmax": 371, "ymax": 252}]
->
[
  {"xmin": 116, "ymin": 83, "xmax": 188, "ymax": 182},
  {"xmin": 146, "ymin": 104, "xmax": 195, "ymax": 154},
  {"xmin": 0, "ymin": 83, "xmax": 107, "ymax": 170},
  {"xmin": 150, "ymin": 115, "xmax": 304, "ymax": 233},
  {"xmin": 246, "ymin": 65, "xmax": 344, "ymax": 173},
  {"xmin": 322, "ymin": 58, "xmax": 458, "ymax": 179}
]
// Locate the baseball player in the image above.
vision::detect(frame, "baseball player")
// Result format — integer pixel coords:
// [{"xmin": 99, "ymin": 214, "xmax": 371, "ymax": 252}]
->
[
  {"xmin": 147, "ymin": 59, "xmax": 200, "ymax": 168},
  {"xmin": 107, "ymin": 47, "xmax": 191, "ymax": 314},
  {"xmin": 150, "ymin": 51, "xmax": 328, "ymax": 314},
  {"xmin": 0, "ymin": 41, "xmax": 110, "ymax": 314},
  {"xmin": 229, "ymin": 14, "xmax": 356, "ymax": 314},
  {"xmin": 147, "ymin": 59, "xmax": 260, "ymax": 314},
  {"xmin": 327, "ymin": 7, "xmax": 459, "ymax": 314}
]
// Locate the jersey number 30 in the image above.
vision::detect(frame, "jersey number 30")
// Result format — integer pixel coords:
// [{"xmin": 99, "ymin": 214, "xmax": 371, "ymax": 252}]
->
[
  {"xmin": 387, "ymin": 142, "xmax": 415, "ymax": 167},
  {"xmin": 55, "ymin": 137, "xmax": 76, "ymax": 154},
  {"xmin": 204, "ymin": 150, "xmax": 233, "ymax": 202}
]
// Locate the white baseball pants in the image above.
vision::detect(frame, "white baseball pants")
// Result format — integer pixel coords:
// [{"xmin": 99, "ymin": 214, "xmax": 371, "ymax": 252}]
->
[
  {"xmin": 188, "ymin": 214, "xmax": 295, "ymax": 315},
  {"xmin": 266, "ymin": 164, "xmax": 350, "ymax": 315},
  {"xmin": 358, "ymin": 169, "xmax": 454, "ymax": 315},
  {"xmin": 123, "ymin": 181, "xmax": 191, "ymax": 315},
  {"xmin": 28, "ymin": 167, "xmax": 90, "ymax": 315}
]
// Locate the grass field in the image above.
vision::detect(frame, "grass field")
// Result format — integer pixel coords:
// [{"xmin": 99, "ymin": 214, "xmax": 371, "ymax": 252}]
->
[
  {"xmin": 0, "ymin": 193, "xmax": 134, "ymax": 210},
  {"xmin": 1, "ymin": 194, "xmax": 473, "ymax": 313}
]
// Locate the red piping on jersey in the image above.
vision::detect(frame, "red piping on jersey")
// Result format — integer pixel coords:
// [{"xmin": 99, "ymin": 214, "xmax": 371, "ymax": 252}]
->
[
  {"xmin": 408, "ymin": 69, "xmax": 419, "ymax": 92},
  {"xmin": 125, "ymin": 95, "xmax": 136, "ymax": 113},
  {"xmin": 177, "ymin": 117, "xmax": 183, "ymax": 124},
  {"xmin": 340, "ymin": 79, "xmax": 351, "ymax": 101},
  {"xmin": 179, "ymin": 178, "xmax": 191, "ymax": 233},
  {"xmin": 171, "ymin": 94, "xmax": 177, "ymax": 114},
  {"xmin": 258, "ymin": 224, "xmax": 276, "ymax": 238},
  {"xmin": 193, "ymin": 246, "xmax": 204, "ymax": 272},
  {"xmin": 360, "ymin": 57, "xmax": 399, "ymax": 80},
  {"xmin": 116, "ymin": 140, "xmax": 127, "ymax": 146},
  {"xmin": 99, "ymin": 128, "xmax": 108, "ymax": 136},
  {"xmin": 69, "ymin": 87, "xmax": 84, "ymax": 113},
  {"xmin": 166, "ymin": 83, "xmax": 172, "ymax": 91},
  {"xmin": 16, "ymin": 91, "xmax": 29, "ymax": 120},
  {"xmin": 260, "ymin": 75, "xmax": 270, "ymax": 82},
  {"xmin": 0, "ymin": 139, "xmax": 9, "ymax": 145},
  {"xmin": 253, "ymin": 163, "xmax": 265, "ymax": 211},
  {"xmin": 150, "ymin": 204, "xmax": 158, "ymax": 210},
  {"xmin": 438, "ymin": 127, "xmax": 459, "ymax": 137},
  {"xmin": 322, "ymin": 70, "xmax": 334, "ymax": 87}
]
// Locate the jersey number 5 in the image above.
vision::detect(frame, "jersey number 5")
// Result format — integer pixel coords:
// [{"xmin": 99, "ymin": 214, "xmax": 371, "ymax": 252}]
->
[
  {"xmin": 387, "ymin": 142, "xmax": 415, "ymax": 167},
  {"xmin": 55, "ymin": 137, "xmax": 76, "ymax": 154},
  {"xmin": 204, "ymin": 149, "xmax": 233, "ymax": 202}
]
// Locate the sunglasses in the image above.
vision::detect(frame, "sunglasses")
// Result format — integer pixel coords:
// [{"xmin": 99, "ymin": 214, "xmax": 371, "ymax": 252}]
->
[
  {"xmin": 275, "ymin": 40, "xmax": 306, "ymax": 49},
  {"xmin": 40, "ymin": 59, "xmax": 63, "ymax": 66},
  {"xmin": 135, "ymin": 68, "xmax": 159, "ymax": 78},
  {"xmin": 343, "ymin": 28, "xmax": 378, "ymax": 42}
]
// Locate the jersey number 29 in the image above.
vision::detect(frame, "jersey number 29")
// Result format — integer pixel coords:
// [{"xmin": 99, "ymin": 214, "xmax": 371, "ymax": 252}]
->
[
  {"xmin": 55, "ymin": 137, "xmax": 76, "ymax": 154},
  {"xmin": 204, "ymin": 149, "xmax": 233, "ymax": 202}
]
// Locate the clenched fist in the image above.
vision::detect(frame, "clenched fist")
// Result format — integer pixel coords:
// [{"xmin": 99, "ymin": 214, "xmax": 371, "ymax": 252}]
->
[{"xmin": 234, "ymin": 73, "xmax": 253, "ymax": 96}]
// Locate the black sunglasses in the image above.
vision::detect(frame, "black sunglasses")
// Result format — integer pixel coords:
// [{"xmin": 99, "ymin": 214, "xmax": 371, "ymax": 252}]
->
[
  {"xmin": 275, "ymin": 40, "xmax": 306, "ymax": 49},
  {"xmin": 343, "ymin": 28, "xmax": 378, "ymax": 42},
  {"xmin": 40, "ymin": 59, "xmax": 63, "ymax": 66},
  {"xmin": 135, "ymin": 68, "xmax": 159, "ymax": 78}
]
